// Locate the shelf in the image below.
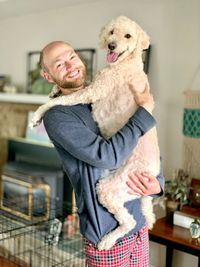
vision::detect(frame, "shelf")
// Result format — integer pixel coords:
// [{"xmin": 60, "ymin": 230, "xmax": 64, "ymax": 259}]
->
[
  {"xmin": 8, "ymin": 136, "xmax": 54, "ymax": 148},
  {"xmin": 7, "ymin": 137, "xmax": 61, "ymax": 167},
  {"xmin": 0, "ymin": 93, "xmax": 48, "ymax": 104}
]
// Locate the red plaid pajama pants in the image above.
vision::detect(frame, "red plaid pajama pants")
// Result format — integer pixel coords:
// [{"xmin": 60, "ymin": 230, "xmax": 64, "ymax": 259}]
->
[{"xmin": 83, "ymin": 225, "xmax": 149, "ymax": 267}]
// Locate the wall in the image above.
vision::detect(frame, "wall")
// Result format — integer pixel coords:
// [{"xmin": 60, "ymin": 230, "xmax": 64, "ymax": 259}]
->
[{"xmin": 0, "ymin": 0, "xmax": 200, "ymax": 266}]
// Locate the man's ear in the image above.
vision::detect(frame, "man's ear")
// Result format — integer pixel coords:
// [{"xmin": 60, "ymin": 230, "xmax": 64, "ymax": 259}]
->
[{"xmin": 42, "ymin": 71, "xmax": 54, "ymax": 83}]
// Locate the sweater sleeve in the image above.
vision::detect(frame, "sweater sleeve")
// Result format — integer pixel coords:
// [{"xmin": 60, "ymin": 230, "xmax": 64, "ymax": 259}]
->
[
  {"xmin": 43, "ymin": 106, "xmax": 156, "ymax": 169},
  {"xmin": 151, "ymin": 157, "xmax": 165, "ymax": 198}
]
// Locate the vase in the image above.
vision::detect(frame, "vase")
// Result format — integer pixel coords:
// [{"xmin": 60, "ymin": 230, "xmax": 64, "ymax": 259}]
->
[
  {"xmin": 191, "ymin": 186, "xmax": 200, "ymax": 207},
  {"xmin": 189, "ymin": 219, "xmax": 200, "ymax": 239},
  {"xmin": 166, "ymin": 200, "xmax": 179, "ymax": 224}
]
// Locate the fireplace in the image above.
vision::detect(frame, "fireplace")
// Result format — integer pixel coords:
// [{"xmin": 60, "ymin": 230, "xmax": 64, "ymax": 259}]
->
[{"xmin": 0, "ymin": 138, "xmax": 74, "ymax": 222}]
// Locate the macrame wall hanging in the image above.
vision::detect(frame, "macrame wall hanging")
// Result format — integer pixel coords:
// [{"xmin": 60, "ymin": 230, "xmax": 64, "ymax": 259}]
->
[{"xmin": 183, "ymin": 65, "xmax": 200, "ymax": 178}]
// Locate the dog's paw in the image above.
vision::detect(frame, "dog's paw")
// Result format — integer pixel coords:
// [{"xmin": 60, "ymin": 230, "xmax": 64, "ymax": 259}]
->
[
  {"xmin": 29, "ymin": 121, "xmax": 39, "ymax": 128},
  {"xmin": 29, "ymin": 120, "xmax": 41, "ymax": 129},
  {"xmin": 30, "ymin": 114, "xmax": 42, "ymax": 128},
  {"xmin": 97, "ymin": 236, "xmax": 116, "ymax": 250}
]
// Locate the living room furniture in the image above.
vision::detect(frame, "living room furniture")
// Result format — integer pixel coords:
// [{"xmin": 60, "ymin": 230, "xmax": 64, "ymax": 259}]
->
[{"xmin": 149, "ymin": 217, "xmax": 200, "ymax": 267}]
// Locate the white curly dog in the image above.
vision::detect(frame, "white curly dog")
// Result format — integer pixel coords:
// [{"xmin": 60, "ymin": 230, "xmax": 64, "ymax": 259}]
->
[{"xmin": 31, "ymin": 16, "xmax": 160, "ymax": 250}]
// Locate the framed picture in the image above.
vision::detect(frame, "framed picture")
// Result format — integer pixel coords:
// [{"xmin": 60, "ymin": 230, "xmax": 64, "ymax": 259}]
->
[
  {"xmin": 142, "ymin": 45, "xmax": 151, "ymax": 74},
  {"xmin": 75, "ymin": 49, "xmax": 96, "ymax": 84},
  {"xmin": 0, "ymin": 75, "xmax": 9, "ymax": 92},
  {"xmin": 26, "ymin": 49, "xmax": 96, "ymax": 94},
  {"xmin": 27, "ymin": 51, "xmax": 50, "ymax": 94}
]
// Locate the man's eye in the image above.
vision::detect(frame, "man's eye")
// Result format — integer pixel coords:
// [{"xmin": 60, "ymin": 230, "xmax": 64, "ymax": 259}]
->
[
  {"xmin": 56, "ymin": 63, "xmax": 62, "ymax": 68},
  {"xmin": 70, "ymin": 55, "xmax": 76, "ymax": 60}
]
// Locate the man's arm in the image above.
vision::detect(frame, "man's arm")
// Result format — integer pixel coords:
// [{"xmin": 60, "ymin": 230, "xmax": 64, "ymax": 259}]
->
[
  {"xmin": 44, "ymin": 106, "xmax": 156, "ymax": 170},
  {"xmin": 44, "ymin": 83, "xmax": 156, "ymax": 170}
]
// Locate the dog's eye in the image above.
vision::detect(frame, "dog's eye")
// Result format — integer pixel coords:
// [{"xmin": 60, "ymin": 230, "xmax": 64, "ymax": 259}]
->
[
  {"xmin": 125, "ymin": 34, "xmax": 131, "ymax": 39},
  {"xmin": 110, "ymin": 30, "xmax": 114, "ymax": 35}
]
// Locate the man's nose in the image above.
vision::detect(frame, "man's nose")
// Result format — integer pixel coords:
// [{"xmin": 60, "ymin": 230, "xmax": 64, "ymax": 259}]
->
[{"xmin": 64, "ymin": 61, "xmax": 74, "ymax": 71}]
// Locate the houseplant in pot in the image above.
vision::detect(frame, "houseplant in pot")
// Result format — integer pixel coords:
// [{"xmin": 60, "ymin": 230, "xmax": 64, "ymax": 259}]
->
[{"xmin": 165, "ymin": 169, "xmax": 191, "ymax": 223}]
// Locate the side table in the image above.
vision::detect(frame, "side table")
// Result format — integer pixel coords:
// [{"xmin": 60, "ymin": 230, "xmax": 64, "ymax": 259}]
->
[{"xmin": 149, "ymin": 217, "xmax": 200, "ymax": 267}]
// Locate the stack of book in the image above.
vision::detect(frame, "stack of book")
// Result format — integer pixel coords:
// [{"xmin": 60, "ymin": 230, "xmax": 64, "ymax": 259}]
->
[{"xmin": 173, "ymin": 205, "xmax": 200, "ymax": 229}]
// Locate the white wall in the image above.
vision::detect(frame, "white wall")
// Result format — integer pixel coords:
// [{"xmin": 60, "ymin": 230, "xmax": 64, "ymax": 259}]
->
[{"xmin": 0, "ymin": 1, "xmax": 200, "ymax": 266}]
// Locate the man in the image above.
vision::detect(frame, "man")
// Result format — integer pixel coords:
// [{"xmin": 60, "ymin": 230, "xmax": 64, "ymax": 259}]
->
[{"xmin": 41, "ymin": 41, "xmax": 164, "ymax": 267}]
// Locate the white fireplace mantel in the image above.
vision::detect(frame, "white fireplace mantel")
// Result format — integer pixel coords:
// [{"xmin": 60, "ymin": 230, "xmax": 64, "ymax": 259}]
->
[{"xmin": 0, "ymin": 93, "xmax": 48, "ymax": 104}]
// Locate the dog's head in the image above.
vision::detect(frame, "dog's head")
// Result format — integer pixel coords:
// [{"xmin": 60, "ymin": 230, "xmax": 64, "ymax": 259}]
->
[{"xmin": 99, "ymin": 16, "xmax": 150, "ymax": 64}]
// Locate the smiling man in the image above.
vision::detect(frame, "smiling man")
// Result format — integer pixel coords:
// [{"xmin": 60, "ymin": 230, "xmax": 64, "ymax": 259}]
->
[{"xmin": 40, "ymin": 41, "xmax": 164, "ymax": 267}]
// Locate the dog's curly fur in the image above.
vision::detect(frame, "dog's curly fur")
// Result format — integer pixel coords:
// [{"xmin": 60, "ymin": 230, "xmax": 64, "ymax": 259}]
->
[{"xmin": 31, "ymin": 16, "xmax": 160, "ymax": 250}]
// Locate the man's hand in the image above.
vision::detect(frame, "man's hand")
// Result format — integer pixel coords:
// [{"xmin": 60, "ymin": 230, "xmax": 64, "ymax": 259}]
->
[
  {"xmin": 126, "ymin": 171, "xmax": 161, "ymax": 196},
  {"xmin": 129, "ymin": 83, "xmax": 155, "ymax": 114}
]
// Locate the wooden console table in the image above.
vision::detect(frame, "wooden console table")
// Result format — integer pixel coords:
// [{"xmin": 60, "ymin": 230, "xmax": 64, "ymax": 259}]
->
[{"xmin": 149, "ymin": 217, "xmax": 200, "ymax": 267}]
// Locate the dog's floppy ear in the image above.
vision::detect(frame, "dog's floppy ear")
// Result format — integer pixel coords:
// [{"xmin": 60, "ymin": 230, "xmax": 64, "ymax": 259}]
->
[{"xmin": 136, "ymin": 24, "xmax": 150, "ymax": 50}]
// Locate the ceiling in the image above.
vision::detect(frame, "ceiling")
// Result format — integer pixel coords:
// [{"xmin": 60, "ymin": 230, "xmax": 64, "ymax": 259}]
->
[{"xmin": 0, "ymin": 0, "xmax": 96, "ymax": 20}]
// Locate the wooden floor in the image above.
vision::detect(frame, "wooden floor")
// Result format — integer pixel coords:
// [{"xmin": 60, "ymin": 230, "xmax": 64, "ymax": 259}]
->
[{"xmin": 0, "ymin": 257, "xmax": 21, "ymax": 267}]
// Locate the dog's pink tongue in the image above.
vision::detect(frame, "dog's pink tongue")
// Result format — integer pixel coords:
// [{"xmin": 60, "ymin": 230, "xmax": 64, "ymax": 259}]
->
[{"xmin": 107, "ymin": 52, "xmax": 119, "ymax": 63}]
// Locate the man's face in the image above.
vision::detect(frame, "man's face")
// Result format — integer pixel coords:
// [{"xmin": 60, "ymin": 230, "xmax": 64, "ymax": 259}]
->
[{"xmin": 43, "ymin": 43, "xmax": 86, "ymax": 92}]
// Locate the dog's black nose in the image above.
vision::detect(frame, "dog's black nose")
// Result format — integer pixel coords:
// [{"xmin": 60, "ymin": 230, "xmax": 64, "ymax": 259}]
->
[{"xmin": 108, "ymin": 42, "xmax": 116, "ymax": 51}]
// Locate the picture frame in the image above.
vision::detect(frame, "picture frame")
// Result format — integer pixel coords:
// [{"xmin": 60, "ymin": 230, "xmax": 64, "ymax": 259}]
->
[
  {"xmin": 0, "ymin": 75, "xmax": 9, "ymax": 92},
  {"xmin": 142, "ymin": 45, "xmax": 151, "ymax": 74},
  {"xmin": 26, "ymin": 49, "xmax": 96, "ymax": 94},
  {"xmin": 75, "ymin": 49, "xmax": 96, "ymax": 84}
]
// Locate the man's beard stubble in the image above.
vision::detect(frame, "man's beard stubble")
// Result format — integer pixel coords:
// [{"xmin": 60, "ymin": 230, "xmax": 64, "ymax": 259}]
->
[{"xmin": 54, "ymin": 66, "xmax": 87, "ymax": 89}]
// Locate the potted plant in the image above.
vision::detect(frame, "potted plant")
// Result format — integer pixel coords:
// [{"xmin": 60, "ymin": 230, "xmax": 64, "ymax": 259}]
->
[{"xmin": 165, "ymin": 169, "xmax": 191, "ymax": 222}]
